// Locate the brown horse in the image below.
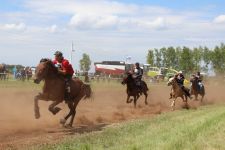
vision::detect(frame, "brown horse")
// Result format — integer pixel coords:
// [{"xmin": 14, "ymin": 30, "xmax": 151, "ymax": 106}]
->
[
  {"xmin": 190, "ymin": 76, "xmax": 205, "ymax": 102},
  {"xmin": 33, "ymin": 58, "xmax": 92, "ymax": 127},
  {"xmin": 121, "ymin": 72, "xmax": 148, "ymax": 107},
  {"xmin": 167, "ymin": 77, "xmax": 189, "ymax": 111}
]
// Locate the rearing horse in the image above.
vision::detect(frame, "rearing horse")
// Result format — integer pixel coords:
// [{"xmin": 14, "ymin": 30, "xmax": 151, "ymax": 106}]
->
[
  {"xmin": 121, "ymin": 72, "xmax": 148, "ymax": 107},
  {"xmin": 33, "ymin": 58, "xmax": 92, "ymax": 127},
  {"xmin": 190, "ymin": 76, "xmax": 205, "ymax": 102},
  {"xmin": 167, "ymin": 77, "xmax": 189, "ymax": 111}
]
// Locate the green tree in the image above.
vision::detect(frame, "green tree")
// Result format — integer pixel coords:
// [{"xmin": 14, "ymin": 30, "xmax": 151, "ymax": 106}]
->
[
  {"xmin": 154, "ymin": 49, "xmax": 162, "ymax": 67},
  {"xmin": 79, "ymin": 53, "xmax": 91, "ymax": 72},
  {"xmin": 179, "ymin": 47, "xmax": 194, "ymax": 74},
  {"xmin": 165, "ymin": 47, "xmax": 176, "ymax": 68},
  {"xmin": 160, "ymin": 47, "xmax": 167, "ymax": 67},
  {"xmin": 202, "ymin": 46, "xmax": 212, "ymax": 72},
  {"xmin": 192, "ymin": 47, "xmax": 202, "ymax": 71},
  {"xmin": 175, "ymin": 47, "xmax": 182, "ymax": 70},
  {"xmin": 211, "ymin": 43, "xmax": 225, "ymax": 75},
  {"xmin": 146, "ymin": 50, "xmax": 154, "ymax": 66}
]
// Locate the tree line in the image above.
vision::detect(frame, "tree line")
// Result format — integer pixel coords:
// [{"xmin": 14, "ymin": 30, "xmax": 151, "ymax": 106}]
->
[{"xmin": 146, "ymin": 43, "xmax": 225, "ymax": 76}]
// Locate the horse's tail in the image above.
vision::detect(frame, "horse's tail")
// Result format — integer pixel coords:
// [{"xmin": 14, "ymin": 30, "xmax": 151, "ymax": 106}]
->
[{"xmin": 82, "ymin": 83, "xmax": 92, "ymax": 99}]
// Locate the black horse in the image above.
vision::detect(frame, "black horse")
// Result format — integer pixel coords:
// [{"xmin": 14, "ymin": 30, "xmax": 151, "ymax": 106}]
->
[
  {"xmin": 121, "ymin": 72, "xmax": 149, "ymax": 107},
  {"xmin": 190, "ymin": 76, "xmax": 205, "ymax": 102}
]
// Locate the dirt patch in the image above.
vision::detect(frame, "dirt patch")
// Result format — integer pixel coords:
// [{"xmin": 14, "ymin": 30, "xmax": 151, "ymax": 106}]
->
[{"xmin": 0, "ymin": 82, "xmax": 225, "ymax": 149}]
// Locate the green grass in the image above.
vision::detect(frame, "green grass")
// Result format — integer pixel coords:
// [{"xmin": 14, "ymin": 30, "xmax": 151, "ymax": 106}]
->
[
  {"xmin": 0, "ymin": 79, "xmax": 41, "ymax": 89},
  {"xmin": 30, "ymin": 105, "xmax": 225, "ymax": 150}
]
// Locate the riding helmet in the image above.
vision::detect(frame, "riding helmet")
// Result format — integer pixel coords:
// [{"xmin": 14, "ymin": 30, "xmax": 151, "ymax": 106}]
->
[{"xmin": 54, "ymin": 51, "xmax": 63, "ymax": 57}]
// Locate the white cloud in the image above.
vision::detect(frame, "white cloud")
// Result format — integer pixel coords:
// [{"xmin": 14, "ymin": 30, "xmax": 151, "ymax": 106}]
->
[
  {"xmin": 48, "ymin": 24, "xmax": 58, "ymax": 33},
  {"xmin": 69, "ymin": 13, "xmax": 119, "ymax": 30},
  {"xmin": 136, "ymin": 17, "xmax": 167, "ymax": 30},
  {"xmin": 1, "ymin": 0, "xmax": 225, "ymax": 67},
  {"xmin": 213, "ymin": 15, "xmax": 225, "ymax": 24},
  {"xmin": 0, "ymin": 23, "xmax": 26, "ymax": 31},
  {"xmin": 24, "ymin": 0, "xmax": 175, "ymax": 30},
  {"xmin": 24, "ymin": 0, "xmax": 139, "ymax": 15}
]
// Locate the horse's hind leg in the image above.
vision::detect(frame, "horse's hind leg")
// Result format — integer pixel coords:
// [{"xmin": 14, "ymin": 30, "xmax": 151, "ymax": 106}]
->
[
  {"xmin": 60, "ymin": 102, "xmax": 74, "ymax": 127},
  {"xmin": 68, "ymin": 100, "xmax": 80, "ymax": 127},
  {"xmin": 48, "ymin": 101, "xmax": 62, "ymax": 115}
]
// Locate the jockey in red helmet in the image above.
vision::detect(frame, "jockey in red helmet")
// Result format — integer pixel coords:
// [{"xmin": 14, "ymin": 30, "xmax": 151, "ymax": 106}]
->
[{"xmin": 53, "ymin": 51, "xmax": 74, "ymax": 101}]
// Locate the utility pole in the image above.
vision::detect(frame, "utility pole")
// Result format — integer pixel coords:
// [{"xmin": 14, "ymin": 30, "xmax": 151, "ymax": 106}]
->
[{"xmin": 70, "ymin": 41, "xmax": 75, "ymax": 63}]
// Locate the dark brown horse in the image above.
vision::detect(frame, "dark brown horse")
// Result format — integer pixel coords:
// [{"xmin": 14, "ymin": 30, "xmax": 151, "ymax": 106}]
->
[
  {"xmin": 121, "ymin": 72, "xmax": 148, "ymax": 107},
  {"xmin": 190, "ymin": 76, "xmax": 205, "ymax": 102},
  {"xmin": 33, "ymin": 58, "xmax": 92, "ymax": 127},
  {"xmin": 0, "ymin": 64, "xmax": 6, "ymax": 80}
]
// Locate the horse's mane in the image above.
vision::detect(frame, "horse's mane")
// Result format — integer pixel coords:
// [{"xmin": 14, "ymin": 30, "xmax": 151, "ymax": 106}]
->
[
  {"xmin": 40, "ymin": 58, "xmax": 51, "ymax": 63},
  {"xmin": 39, "ymin": 58, "xmax": 58, "ymax": 74},
  {"xmin": 168, "ymin": 77, "xmax": 174, "ymax": 82}
]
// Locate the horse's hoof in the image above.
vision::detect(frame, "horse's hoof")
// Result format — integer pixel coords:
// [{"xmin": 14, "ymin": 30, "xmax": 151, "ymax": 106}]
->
[
  {"xmin": 145, "ymin": 101, "xmax": 148, "ymax": 105},
  {"xmin": 60, "ymin": 118, "xmax": 66, "ymax": 125},
  {"xmin": 64, "ymin": 124, "xmax": 73, "ymax": 128},
  {"xmin": 52, "ymin": 107, "xmax": 61, "ymax": 115},
  {"xmin": 35, "ymin": 113, "xmax": 40, "ymax": 119}
]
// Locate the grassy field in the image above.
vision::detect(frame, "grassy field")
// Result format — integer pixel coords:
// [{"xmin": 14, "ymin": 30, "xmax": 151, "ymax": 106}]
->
[{"xmin": 29, "ymin": 104, "xmax": 225, "ymax": 150}]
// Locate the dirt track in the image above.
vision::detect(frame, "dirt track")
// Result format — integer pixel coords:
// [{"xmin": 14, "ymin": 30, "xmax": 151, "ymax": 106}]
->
[{"xmin": 0, "ymin": 82, "xmax": 225, "ymax": 149}]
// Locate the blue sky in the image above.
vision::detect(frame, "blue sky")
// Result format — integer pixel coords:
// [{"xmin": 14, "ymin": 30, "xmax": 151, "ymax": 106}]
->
[{"xmin": 0, "ymin": 0, "xmax": 225, "ymax": 70}]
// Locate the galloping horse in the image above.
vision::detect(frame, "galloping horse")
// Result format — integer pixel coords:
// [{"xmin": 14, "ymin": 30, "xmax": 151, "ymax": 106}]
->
[
  {"xmin": 0, "ymin": 64, "xmax": 6, "ymax": 80},
  {"xmin": 190, "ymin": 76, "xmax": 205, "ymax": 102},
  {"xmin": 121, "ymin": 72, "xmax": 148, "ymax": 107},
  {"xmin": 167, "ymin": 77, "xmax": 189, "ymax": 110},
  {"xmin": 25, "ymin": 67, "xmax": 33, "ymax": 81},
  {"xmin": 33, "ymin": 58, "xmax": 92, "ymax": 127}
]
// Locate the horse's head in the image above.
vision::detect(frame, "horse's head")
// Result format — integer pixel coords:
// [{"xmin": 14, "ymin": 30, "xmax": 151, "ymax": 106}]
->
[
  {"xmin": 34, "ymin": 58, "xmax": 57, "ymax": 84},
  {"xmin": 121, "ymin": 71, "xmax": 134, "ymax": 85},
  {"xmin": 167, "ymin": 77, "xmax": 176, "ymax": 86},
  {"xmin": 121, "ymin": 75, "xmax": 127, "ymax": 85},
  {"xmin": 190, "ymin": 75, "xmax": 197, "ymax": 83}
]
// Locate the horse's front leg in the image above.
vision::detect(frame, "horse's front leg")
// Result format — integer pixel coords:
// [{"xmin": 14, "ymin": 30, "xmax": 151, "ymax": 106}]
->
[
  {"xmin": 194, "ymin": 94, "xmax": 198, "ymax": 101},
  {"xmin": 171, "ymin": 97, "xmax": 177, "ymax": 111},
  {"xmin": 48, "ymin": 100, "xmax": 62, "ymax": 115},
  {"xmin": 144, "ymin": 91, "xmax": 148, "ymax": 105},
  {"xmin": 200, "ymin": 95, "xmax": 204, "ymax": 102},
  {"xmin": 134, "ymin": 96, "xmax": 137, "ymax": 108},
  {"xmin": 34, "ymin": 94, "xmax": 41, "ymax": 119}
]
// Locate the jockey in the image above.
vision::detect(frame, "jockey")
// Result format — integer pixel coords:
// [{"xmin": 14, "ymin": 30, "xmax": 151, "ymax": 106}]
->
[
  {"xmin": 196, "ymin": 71, "xmax": 203, "ymax": 90},
  {"xmin": 53, "ymin": 51, "xmax": 74, "ymax": 101},
  {"xmin": 175, "ymin": 71, "xmax": 192, "ymax": 99},
  {"xmin": 132, "ymin": 62, "xmax": 143, "ymax": 90}
]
